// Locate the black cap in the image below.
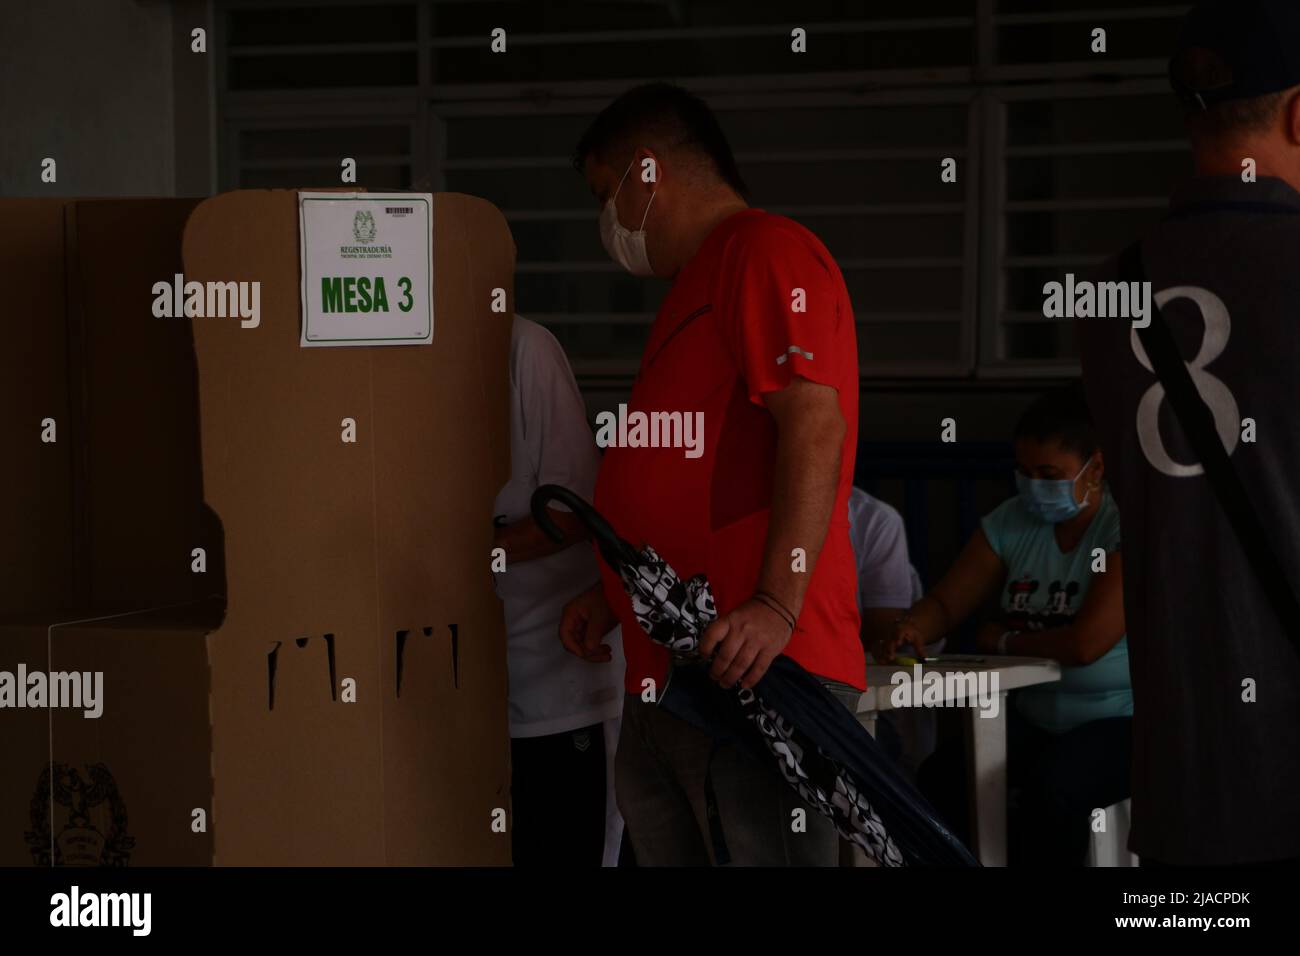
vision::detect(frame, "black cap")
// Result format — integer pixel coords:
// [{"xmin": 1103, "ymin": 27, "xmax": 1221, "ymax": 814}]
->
[{"xmin": 1170, "ymin": 0, "xmax": 1300, "ymax": 109}]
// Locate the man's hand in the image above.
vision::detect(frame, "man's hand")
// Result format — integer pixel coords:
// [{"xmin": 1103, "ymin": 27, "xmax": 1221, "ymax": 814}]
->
[
  {"xmin": 699, "ymin": 597, "xmax": 794, "ymax": 690},
  {"xmin": 494, "ymin": 508, "xmax": 590, "ymax": 565},
  {"xmin": 558, "ymin": 581, "xmax": 619, "ymax": 663}
]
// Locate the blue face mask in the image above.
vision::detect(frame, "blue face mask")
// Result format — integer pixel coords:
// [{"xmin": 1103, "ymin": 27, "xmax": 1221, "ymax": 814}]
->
[{"xmin": 1015, "ymin": 458, "xmax": 1095, "ymax": 524}]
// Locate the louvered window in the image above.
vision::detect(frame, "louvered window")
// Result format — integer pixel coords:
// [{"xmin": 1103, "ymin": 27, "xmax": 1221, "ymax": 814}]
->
[{"xmin": 216, "ymin": 0, "xmax": 1193, "ymax": 380}]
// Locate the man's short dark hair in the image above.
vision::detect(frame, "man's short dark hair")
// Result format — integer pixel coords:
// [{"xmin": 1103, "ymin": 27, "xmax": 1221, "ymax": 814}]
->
[
  {"xmin": 573, "ymin": 82, "xmax": 749, "ymax": 198},
  {"xmin": 1013, "ymin": 383, "xmax": 1098, "ymax": 461},
  {"xmin": 1172, "ymin": 47, "xmax": 1290, "ymax": 137}
]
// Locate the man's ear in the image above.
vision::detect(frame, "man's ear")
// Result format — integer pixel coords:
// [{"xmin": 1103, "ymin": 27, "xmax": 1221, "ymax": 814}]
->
[
  {"xmin": 1285, "ymin": 88, "xmax": 1300, "ymax": 147},
  {"xmin": 635, "ymin": 147, "xmax": 662, "ymax": 186}
]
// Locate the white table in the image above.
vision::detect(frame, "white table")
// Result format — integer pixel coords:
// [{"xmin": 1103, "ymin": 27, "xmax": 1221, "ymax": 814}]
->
[{"xmin": 848, "ymin": 655, "xmax": 1061, "ymax": 867}]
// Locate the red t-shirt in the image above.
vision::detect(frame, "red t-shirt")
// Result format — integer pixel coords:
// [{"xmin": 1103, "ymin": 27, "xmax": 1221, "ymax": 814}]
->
[{"xmin": 593, "ymin": 209, "xmax": 864, "ymax": 694}]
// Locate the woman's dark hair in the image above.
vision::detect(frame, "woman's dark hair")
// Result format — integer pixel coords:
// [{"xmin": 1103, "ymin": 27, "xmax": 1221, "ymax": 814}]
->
[
  {"xmin": 1013, "ymin": 383, "xmax": 1098, "ymax": 460},
  {"xmin": 573, "ymin": 82, "xmax": 749, "ymax": 199}
]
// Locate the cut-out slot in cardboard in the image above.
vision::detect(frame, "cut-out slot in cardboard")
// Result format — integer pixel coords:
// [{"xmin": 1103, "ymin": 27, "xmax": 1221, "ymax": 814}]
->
[
  {"xmin": 395, "ymin": 629, "xmax": 410, "ymax": 697},
  {"xmin": 268, "ymin": 635, "xmax": 337, "ymax": 710},
  {"xmin": 267, "ymin": 641, "xmax": 280, "ymax": 710},
  {"xmin": 395, "ymin": 624, "xmax": 461, "ymax": 697},
  {"xmin": 323, "ymin": 633, "xmax": 337, "ymax": 701},
  {"xmin": 448, "ymin": 623, "xmax": 460, "ymax": 689}
]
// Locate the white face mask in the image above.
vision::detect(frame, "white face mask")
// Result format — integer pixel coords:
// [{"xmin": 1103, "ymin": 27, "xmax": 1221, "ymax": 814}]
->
[{"xmin": 600, "ymin": 159, "xmax": 657, "ymax": 277}]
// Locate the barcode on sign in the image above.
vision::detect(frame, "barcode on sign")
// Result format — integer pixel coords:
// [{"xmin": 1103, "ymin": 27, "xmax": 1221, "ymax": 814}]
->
[{"xmin": 386, "ymin": 206, "xmax": 413, "ymax": 214}]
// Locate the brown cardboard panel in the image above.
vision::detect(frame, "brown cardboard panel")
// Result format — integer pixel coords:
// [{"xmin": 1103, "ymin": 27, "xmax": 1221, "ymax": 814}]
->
[
  {"xmin": 183, "ymin": 190, "xmax": 378, "ymax": 643},
  {"xmin": 183, "ymin": 189, "xmax": 514, "ymax": 864},
  {"xmin": 206, "ymin": 614, "xmax": 385, "ymax": 865},
  {"xmin": 0, "ymin": 200, "xmax": 74, "ymax": 614},
  {"xmin": 184, "ymin": 190, "xmax": 386, "ymax": 864},
  {"xmin": 457, "ymin": 191, "xmax": 516, "ymax": 489},
  {"xmin": 3, "ymin": 189, "xmax": 515, "ymax": 866},
  {"xmin": 381, "ymin": 586, "xmax": 512, "ymax": 865},
  {"xmin": 380, "ymin": 612, "xmax": 471, "ymax": 867},
  {"xmin": 443, "ymin": 588, "xmax": 511, "ymax": 865},
  {"xmin": 369, "ymin": 192, "xmax": 515, "ymax": 622},
  {"xmin": 67, "ymin": 199, "xmax": 211, "ymax": 609},
  {"xmin": 47, "ymin": 611, "xmax": 216, "ymax": 865},
  {"xmin": 368, "ymin": 193, "xmax": 514, "ymax": 865},
  {"xmin": 0, "ymin": 624, "xmax": 53, "ymax": 865}
]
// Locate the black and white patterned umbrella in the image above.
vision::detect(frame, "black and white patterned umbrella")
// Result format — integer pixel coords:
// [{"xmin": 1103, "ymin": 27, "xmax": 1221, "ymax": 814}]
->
[{"xmin": 532, "ymin": 484, "xmax": 979, "ymax": 867}]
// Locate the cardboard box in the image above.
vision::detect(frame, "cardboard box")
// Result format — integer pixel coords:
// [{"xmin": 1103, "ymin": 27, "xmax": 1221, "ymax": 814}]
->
[
  {"xmin": 72, "ymin": 199, "xmax": 214, "ymax": 610},
  {"xmin": 0, "ymin": 198, "xmax": 212, "ymax": 614},
  {"xmin": 0, "ymin": 199, "xmax": 75, "ymax": 614},
  {"xmin": 0, "ymin": 191, "xmax": 515, "ymax": 865},
  {"xmin": 0, "ymin": 605, "xmax": 220, "ymax": 867}
]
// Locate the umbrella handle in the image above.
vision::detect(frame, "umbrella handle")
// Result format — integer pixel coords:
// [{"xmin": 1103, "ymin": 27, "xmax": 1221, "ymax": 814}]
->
[{"xmin": 529, "ymin": 484, "xmax": 640, "ymax": 570}]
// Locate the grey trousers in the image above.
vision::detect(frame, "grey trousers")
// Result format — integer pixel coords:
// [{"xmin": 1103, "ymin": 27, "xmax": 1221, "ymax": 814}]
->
[{"xmin": 615, "ymin": 680, "xmax": 863, "ymax": 866}]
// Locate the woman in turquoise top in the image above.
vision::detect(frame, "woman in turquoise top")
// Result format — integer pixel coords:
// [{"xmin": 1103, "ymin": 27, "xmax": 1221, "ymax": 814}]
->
[{"xmin": 882, "ymin": 385, "xmax": 1131, "ymax": 865}]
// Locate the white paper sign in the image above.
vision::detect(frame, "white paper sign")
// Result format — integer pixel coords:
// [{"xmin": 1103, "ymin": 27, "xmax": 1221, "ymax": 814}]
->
[{"xmin": 298, "ymin": 192, "xmax": 434, "ymax": 347}]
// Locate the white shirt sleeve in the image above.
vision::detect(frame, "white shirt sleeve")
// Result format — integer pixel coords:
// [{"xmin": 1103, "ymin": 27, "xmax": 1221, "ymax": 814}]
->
[
  {"xmin": 513, "ymin": 316, "xmax": 601, "ymax": 503},
  {"xmin": 848, "ymin": 490, "xmax": 917, "ymax": 610}
]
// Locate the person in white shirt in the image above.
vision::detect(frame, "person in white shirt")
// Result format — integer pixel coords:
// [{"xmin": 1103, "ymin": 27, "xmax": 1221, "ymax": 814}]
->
[
  {"xmin": 849, "ymin": 487, "xmax": 923, "ymax": 645},
  {"xmin": 492, "ymin": 315, "xmax": 625, "ymax": 866},
  {"xmin": 847, "ymin": 486, "xmax": 935, "ymax": 776}
]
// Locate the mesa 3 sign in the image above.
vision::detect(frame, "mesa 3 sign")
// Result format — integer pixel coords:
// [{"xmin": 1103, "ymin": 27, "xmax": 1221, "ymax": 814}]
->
[{"xmin": 297, "ymin": 192, "xmax": 434, "ymax": 347}]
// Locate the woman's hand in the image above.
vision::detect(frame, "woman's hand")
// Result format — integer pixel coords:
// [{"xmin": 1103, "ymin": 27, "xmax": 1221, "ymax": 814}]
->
[
  {"xmin": 873, "ymin": 614, "xmax": 926, "ymax": 663},
  {"xmin": 974, "ymin": 620, "xmax": 1007, "ymax": 654}
]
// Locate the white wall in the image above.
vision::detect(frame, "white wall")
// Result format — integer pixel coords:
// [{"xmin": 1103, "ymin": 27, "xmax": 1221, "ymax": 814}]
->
[{"xmin": 0, "ymin": 0, "xmax": 213, "ymax": 197}]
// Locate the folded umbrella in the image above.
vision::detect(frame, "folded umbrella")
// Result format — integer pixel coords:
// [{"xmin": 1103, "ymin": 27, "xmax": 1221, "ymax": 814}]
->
[{"xmin": 531, "ymin": 483, "xmax": 979, "ymax": 867}]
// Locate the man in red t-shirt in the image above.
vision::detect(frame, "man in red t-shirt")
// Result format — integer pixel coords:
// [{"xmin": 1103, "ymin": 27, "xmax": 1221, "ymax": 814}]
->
[{"xmin": 559, "ymin": 83, "xmax": 864, "ymax": 866}]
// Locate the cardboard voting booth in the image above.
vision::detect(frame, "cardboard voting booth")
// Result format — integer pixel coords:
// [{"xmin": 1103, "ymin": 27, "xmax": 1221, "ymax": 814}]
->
[{"xmin": 0, "ymin": 190, "xmax": 515, "ymax": 865}]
